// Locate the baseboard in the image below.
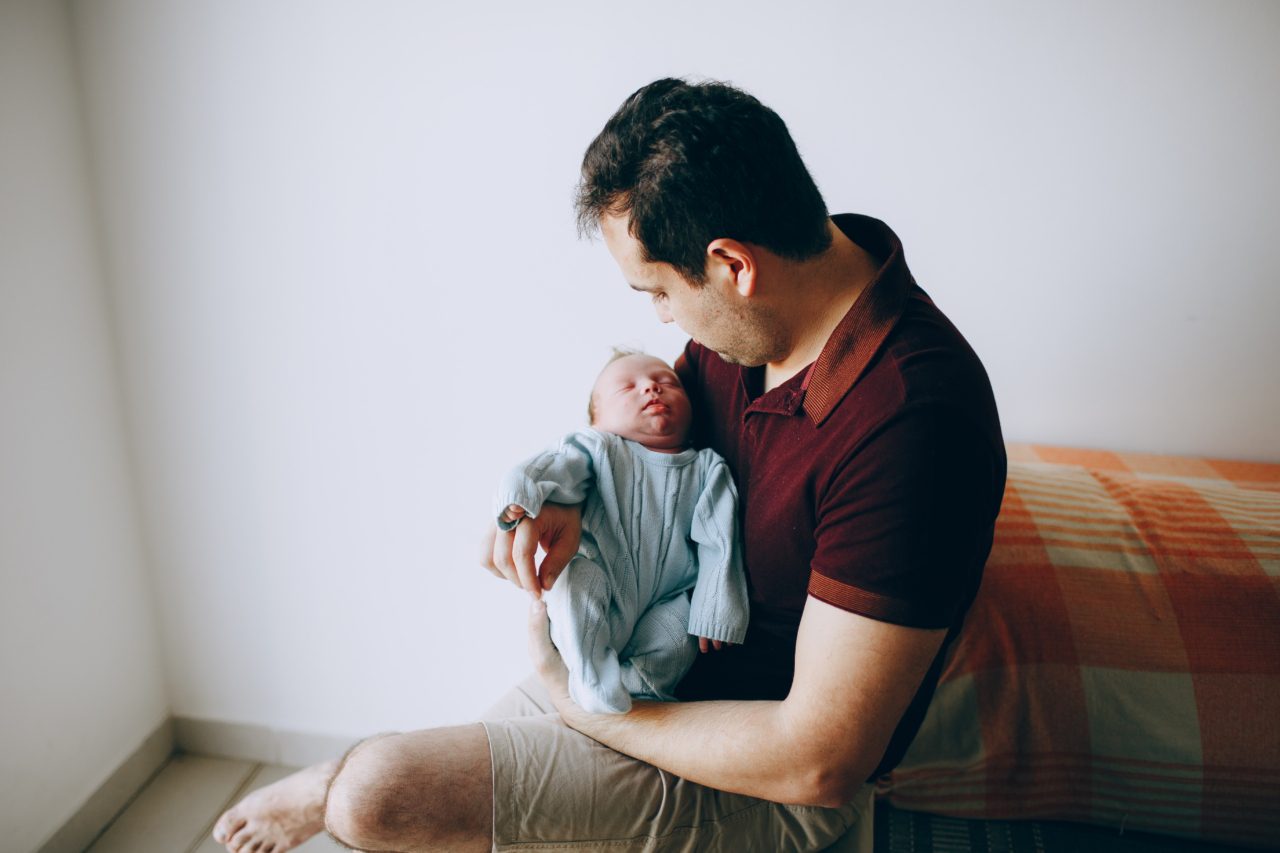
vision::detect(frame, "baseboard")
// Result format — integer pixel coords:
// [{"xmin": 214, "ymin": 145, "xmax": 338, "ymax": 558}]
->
[
  {"xmin": 33, "ymin": 715, "xmax": 361, "ymax": 853},
  {"xmin": 172, "ymin": 715, "xmax": 363, "ymax": 767},
  {"xmin": 36, "ymin": 716, "xmax": 174, "ymax": 853}
]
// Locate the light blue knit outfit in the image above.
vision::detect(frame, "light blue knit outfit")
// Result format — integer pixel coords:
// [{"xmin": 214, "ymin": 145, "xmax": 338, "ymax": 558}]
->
[{"xmin": 495, "ymin": 428, "xmax": 749, "ymax": 714}]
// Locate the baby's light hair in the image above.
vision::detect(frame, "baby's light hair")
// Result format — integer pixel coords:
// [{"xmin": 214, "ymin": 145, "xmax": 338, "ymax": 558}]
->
[{"xmin": 588, "ymin": 346, "xmax": 647, "ymax": 424}]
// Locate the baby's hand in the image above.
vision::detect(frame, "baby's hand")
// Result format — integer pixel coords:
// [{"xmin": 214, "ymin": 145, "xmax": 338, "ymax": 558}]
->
[
  {"xmin": 500, "ymin": 504, "xmax": 527, "ymax": 525},
  {"xmin": 697, "ymin": 637, "xmax": 734, "ymax": 654}
]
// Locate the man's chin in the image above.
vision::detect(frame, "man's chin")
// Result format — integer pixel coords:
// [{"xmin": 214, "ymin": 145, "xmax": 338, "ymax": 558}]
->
[{"xmin": 715, "ymin": 351, "xmax": 766, "ymax": 368}]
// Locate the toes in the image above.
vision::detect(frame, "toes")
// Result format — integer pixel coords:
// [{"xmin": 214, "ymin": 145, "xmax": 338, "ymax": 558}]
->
[
  {"xmin": 229, "ymin": 826, "xmax": 254, "ymax": 852},
  {"xmin": 213, "ymin": 814, "xmax": 246, "ymax": 844}
]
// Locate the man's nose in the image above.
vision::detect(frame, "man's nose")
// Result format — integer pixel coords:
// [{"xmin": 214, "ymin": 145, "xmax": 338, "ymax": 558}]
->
[{"xmin": 655, "ymin": 302, "xmax": 674, "ymax": 324}]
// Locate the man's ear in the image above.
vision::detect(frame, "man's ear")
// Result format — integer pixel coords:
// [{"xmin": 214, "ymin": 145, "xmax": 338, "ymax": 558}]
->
[{"xmin": 706, "ymin": 238, "xmax": 756, "ymax": 297}]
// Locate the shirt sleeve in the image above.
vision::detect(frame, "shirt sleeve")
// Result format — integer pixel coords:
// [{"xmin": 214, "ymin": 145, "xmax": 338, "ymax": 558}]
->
[
  {"xmin": 494, "ymin": 430, "xmax": 600, "ymax": 530},
  {"xmin": 807, "ymin": 403, "xmax": 1003, "ymax": 630},
  {"xmin": 687, "ymin": 455, "xmax": 751, "ymax": 644}
]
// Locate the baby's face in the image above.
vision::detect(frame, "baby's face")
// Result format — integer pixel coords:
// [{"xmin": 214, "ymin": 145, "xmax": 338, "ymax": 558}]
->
[{"xmin": 591, "ymin": 355, "xmax": 692, "ymax": 451}]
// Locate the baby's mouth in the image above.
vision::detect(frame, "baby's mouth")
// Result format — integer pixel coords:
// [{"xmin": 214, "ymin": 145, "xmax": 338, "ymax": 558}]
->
[{"xmin": 643, "ymin": 400, "xmax": 668, "ymax": 413}]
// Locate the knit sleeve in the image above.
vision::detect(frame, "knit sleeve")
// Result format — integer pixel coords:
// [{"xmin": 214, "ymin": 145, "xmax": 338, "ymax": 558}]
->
[
  {"xmin": 686, "ymin": 454, "xmax": 750, "ymax": 644},
  {"xmin": 493, "ymin": 429, "xmax": 600, "ymax": 530}
]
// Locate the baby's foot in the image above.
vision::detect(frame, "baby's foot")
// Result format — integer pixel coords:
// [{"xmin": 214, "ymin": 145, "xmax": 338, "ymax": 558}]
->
[{"xmin": 212, "ymin": 759, "xmax": 337, "ymax": 852}]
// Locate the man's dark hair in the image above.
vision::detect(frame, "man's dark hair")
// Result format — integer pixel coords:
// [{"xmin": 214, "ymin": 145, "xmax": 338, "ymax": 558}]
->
[{"xmin": 575, "ymin": 77, "xmax": 832, "ymax": 284}]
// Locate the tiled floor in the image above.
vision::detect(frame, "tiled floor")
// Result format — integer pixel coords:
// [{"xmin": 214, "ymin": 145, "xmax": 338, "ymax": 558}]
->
[
  {"xmin": 80, "ymin": 753, "xmax": 1250, "ymax": 853},
  {"xmin": 85, "ymin": 753, "xmax": 345, "ymax": 853}
]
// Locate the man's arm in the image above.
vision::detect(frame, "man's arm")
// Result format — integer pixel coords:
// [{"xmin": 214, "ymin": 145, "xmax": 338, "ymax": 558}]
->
[{"xmin": 528, "ymin": 592, "xmax": 946, "ymax": 807}]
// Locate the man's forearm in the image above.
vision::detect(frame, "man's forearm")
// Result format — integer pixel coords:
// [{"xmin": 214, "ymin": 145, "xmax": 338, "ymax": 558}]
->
[
  {"xmin": 525, "ymin": 598, "xmax": 884, "ymax": 808},
  {"xmin": 560, "ymin": 695, "xmax": 851, "ymax": 807}
]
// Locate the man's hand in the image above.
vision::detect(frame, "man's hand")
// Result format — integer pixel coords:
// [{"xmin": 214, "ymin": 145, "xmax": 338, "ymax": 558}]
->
[{"xmin": 480, "ymin": 502, "xmax": 582, "ymax": 599}]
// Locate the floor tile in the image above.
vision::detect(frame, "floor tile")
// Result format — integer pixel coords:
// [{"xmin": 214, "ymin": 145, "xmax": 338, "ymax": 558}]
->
[
  {"xmin": 85, "ymin": 753, "xmax": 256, "ymax": 853},
  {"xmin": 191, "ymin": 764, "xmax": 346, "ymax": 853}
]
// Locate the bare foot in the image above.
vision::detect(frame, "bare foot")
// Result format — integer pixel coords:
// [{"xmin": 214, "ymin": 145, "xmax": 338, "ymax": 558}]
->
[{"xmin": 212, "ymin": 758, "xmax": 339, "ymax": 852}]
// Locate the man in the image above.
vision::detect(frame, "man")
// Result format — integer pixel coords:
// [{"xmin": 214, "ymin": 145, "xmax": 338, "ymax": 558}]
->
[{"xmin": 212, "ymin": 77, "xmax": 1005, "ymax": 853}]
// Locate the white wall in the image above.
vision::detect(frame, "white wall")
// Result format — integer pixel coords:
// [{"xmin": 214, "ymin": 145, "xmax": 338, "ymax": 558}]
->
[
  {"xmin": 67, "ymin": 0, "xmax": 1280, "ymax": 743},
  {"xmin": 0, "ymin": 3, "xmax": 169, "ymax": 851}
]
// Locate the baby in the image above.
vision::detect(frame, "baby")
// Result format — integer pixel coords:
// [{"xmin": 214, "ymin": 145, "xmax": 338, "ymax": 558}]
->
[{"xmin": 494, "ymin": 350, "xmax": 750, "ymax": 714}]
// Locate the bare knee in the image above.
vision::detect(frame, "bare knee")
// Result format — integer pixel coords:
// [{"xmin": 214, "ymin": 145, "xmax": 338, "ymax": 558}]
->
[
  {"xmin": 323, "ymin": 732, "xmax": 404, "ymax": 849},
  {"xmin": 324, "ymin": 724, "xmax": 492, "ymax": 852}
]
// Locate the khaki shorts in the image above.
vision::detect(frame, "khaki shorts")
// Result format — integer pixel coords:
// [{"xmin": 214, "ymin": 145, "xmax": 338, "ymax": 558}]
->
[{"xmin": 479, "ymin": 676, "xmax": 874, "ymax": 852}]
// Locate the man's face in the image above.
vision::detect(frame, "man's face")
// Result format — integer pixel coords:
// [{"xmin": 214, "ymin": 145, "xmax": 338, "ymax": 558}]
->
[
  {"xmin": 599, "ymin": 213, "xmax": 782, "ymax": 366},
  {"xmin": 590, "ymin": 354, "xmax": 691, "ymax": 450}
]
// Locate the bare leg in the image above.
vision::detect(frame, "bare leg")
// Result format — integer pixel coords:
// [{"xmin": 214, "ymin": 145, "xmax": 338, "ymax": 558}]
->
[
  {"xmin": 323, "ymin": 724, "xmax": 492, "ymax": 853},
  {"xmin": 212, "ymin": 724, "xmax": 490, "ymax": 853},
  {"xmin": 212, "ymin": 756, "xmax": 340, "ymax": 852}
]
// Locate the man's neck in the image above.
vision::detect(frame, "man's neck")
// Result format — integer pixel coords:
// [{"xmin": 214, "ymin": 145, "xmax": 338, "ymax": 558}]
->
[{"xmin": 762, "ymin": 221, "xmax": 881, "ymax": 393}]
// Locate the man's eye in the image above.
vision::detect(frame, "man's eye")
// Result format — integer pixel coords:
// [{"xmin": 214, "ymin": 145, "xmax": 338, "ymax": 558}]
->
[{"xmin": 652, "ymin": 292, "xmax": 667, "ymax": 302}]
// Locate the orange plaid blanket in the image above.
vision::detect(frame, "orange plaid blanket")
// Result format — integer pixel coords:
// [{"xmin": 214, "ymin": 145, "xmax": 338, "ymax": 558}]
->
[{"xmin": 880, "ymin": 444, "xmax": 1280, "ymax": 849}]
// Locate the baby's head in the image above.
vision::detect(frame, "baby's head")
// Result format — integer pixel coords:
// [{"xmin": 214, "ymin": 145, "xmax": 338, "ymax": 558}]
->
[{"xmin": 588, "ymin": 350, "xmax": 692, "ymax": 452}]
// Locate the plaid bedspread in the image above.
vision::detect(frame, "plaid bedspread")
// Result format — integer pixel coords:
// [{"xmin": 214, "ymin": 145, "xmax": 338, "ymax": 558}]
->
[{"xmin": 880, "ymin": 444, "xmax": 1280, "ymax": 849}]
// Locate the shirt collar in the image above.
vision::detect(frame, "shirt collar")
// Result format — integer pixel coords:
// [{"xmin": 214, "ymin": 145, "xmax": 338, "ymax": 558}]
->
[{"xmin": 801, "ymin": 213, "xmax": 914, "ymax": 426}]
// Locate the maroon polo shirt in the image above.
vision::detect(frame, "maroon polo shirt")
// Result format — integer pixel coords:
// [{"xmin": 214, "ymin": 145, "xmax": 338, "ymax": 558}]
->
[{"xmin": 673, "ymin": 213, "xmax": 1006, "ymax": 780}]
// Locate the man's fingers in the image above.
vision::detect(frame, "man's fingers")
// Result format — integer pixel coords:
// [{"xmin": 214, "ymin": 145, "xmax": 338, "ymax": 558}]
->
[
  {"xmin": 490, "ymin": 526, "xmax": 519, "ymax": 585},
  {"xmin": 479, "ymin": 523, "xmax": 506, "ymax": 580},
  {"xmin": 482, "ymin": 503, "xmax": 582, "ymax": 595},
  {"xmin": 480, "ymin": 522, "xmax": 496, "ymax": 566},
  {"xmin": 512, "ymin": 520, "xmax": 541, "ymax": 598},
  {"xmin": 539, "ymin": 523, "xmax": 577, "ymax": 591}
]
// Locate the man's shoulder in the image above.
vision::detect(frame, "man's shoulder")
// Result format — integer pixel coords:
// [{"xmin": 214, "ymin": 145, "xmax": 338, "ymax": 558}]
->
[
  {"xmin": 812, "ymin": 288, "xmax": 1003, "ymax": 485},
  {"xmin": 866, "ymin": 289, "xmax": 998, "ymax": 416}
]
